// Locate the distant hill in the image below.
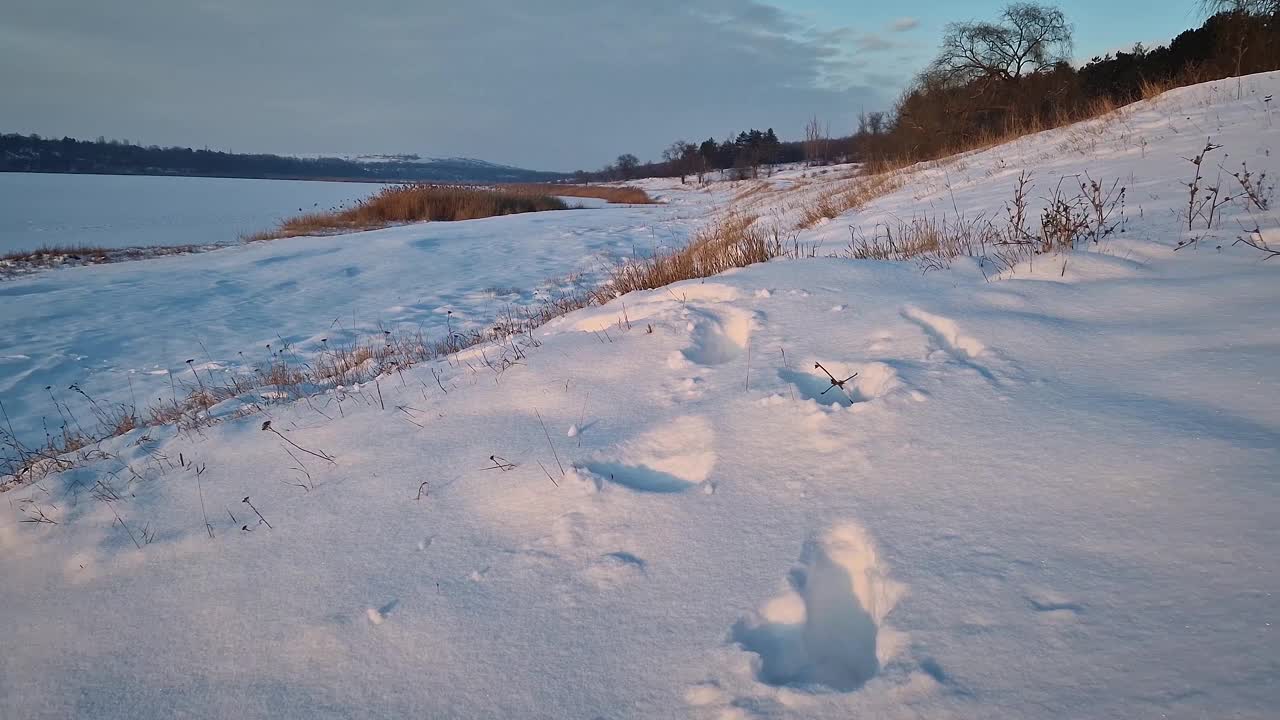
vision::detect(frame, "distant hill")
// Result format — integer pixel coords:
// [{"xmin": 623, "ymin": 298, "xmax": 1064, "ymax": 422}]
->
[{"xmin": 0, "ymin": 133, "xmax": 568, "ymax": 184}]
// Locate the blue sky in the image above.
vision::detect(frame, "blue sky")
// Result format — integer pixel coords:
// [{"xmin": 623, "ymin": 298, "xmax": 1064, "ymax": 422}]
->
[
  {"xmin": 763, "ymin": 0, "xmax": 1202, "ymax": 99},
  {"xmin": 777, "ymin": 1, "xmax": 1199, "ymax": 65},
  {"xmin": 1, "ymin": 1, "xmax": 1206, "ymax": 171}
]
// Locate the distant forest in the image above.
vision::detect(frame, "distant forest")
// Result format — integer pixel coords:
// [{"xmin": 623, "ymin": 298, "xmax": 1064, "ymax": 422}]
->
[{"xmin": 0, "ymin": 134, "xmax": 568, "ymax": 184}]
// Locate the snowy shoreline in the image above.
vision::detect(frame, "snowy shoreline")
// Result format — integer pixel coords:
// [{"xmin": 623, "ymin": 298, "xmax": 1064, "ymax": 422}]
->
[{"xmin": 0, "ymin": 243, "xmax": 226, "ymax": 278}]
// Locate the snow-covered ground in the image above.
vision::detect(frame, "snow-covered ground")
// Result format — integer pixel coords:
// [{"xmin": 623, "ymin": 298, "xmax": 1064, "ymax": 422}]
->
[
  {"xmin": 0, "ymin": 172, "xmax": 386, "ymax": 254},
  {"xmin": 2, "ymin": 74, "xmax": 1278, "ymax": 719},
  {"xmin": 0, "ymin": 190, "xmax": 709, "ymax": 447}
]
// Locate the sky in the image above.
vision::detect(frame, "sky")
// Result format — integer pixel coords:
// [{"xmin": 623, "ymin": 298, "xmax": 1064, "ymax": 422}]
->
[{"xmin": 1, "ymin": 1, "xmax": 1203, "ymax": 171}]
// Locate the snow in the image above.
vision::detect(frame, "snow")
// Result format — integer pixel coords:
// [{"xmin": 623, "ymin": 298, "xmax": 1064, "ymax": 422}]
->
[
  {"xmin": 0, "ymin": 172, "xmax": 384, "ymax": 253},
  {"xmin": 2, "ymin": 73, "xmax": 1279, "ymax": 719},
  {"xmin": 0, "ymin": 197, "xmax": 703, "ymax": 446}
]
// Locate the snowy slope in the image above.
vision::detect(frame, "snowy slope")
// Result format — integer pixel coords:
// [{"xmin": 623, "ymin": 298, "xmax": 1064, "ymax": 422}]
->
[{"xmin": 2, "ymin": 74, "xmax": 1279, "ymax": 719}]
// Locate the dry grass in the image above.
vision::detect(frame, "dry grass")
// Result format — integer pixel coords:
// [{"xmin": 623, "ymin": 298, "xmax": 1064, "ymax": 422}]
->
[
  {"xmin": 594, "ymin": 214, "xmax": 788, "ymax": 299},
  {"xmin": 848, "ymin": 215, "xmax": 1003, "ymax": 266},
  {"xmin": 796, "ymin": 171, "xmax": 904, "ymax": 229},
  {"xmin": 733, "ymin": 181, "xmax": 780, "ymax": 204},
  {"xmin": 243, "ymin": 183, "xmax": 656, "ymax": 242},
  {"xmin": 244, "ymin": 184, "xmax": 572, "ymax": 241},
  {"xmin": 1, "ymin": 243, "xmax": 213, "ymax": 275},
  {"xmin": 0, "ymin": 281, "xmax": 605, "ymax": 487},
  {"xmin": 1, "ymin": 244, "xmax": 113, "ymax": 263},
  {"xmin": 512, "ymin": 184, "xmax": 654, "ymax": 205},
  {"xmin": 846, "ymin": 171, "xmax": 1127, "ymax": 273}
]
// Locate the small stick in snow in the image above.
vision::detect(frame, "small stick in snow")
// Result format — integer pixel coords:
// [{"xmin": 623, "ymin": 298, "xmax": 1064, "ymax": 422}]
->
[
  {"xmin": 415, "ymin": 481, "xmax": 429, "ymax": 501},
  {"xmin": 186, "ymin": 359, "xmax": 205, "ymax": 391},
  {"xmin": 19, "ymin": 504, "xmax": 57, "ymax": 524},
  {"xmin": 780, "ymin": 348, "xmax": 796, "ymax": 402},
  {"xmin": 193, "ymin": 461, "xmax": 214, "ymax": 538},
  {"xmin": 534, "ymin": 409, "xmax": 565, "ymax": 478},
  {"xmin": 261, "ymin": 420, "xmax": 334, "ymax": 464},
  {"xmin": 396, "ymin": 405, "xmax": 425, "ymax": 428},
  {"xmin": 242, "ymin": 496, "xmax": 272, "ymax": 529},
  {"xmin": 1234, "ymin": 222, "xmax": 1280, "ymax": 260},
  {"xmin": 481, "ymin": 455, "xmax": 516, "ymax": 472},
  {"xmin": 813, "ymin": 362, "xmax": 857, "ymax": 395},
  {"xmin": 104, "ymin": 500, "xmax": 142, "ymax": 549},
  {"xmin": 280, "ymin": 446, "xmax": 313, "ymax": 491},
  {"xmin": 537, "ymin": 460, "xmax": 561, "ymax": 488}
]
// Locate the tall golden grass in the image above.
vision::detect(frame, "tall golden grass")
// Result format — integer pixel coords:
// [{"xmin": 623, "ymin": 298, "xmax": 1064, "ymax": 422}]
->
[
  {"xmin": 243, "ymin": 184, "xmax": 571, "ymax": 241},
  {"xmin": 795, "ymin": 172, "xmax": 904, "ymax": 229},
  {"xmin": 243, "ymin": 183, "xmax": 656, "ymax": 241},
  {"xmin": 594, "ymin": 214, "xmax": 787, "ymax": 300}
]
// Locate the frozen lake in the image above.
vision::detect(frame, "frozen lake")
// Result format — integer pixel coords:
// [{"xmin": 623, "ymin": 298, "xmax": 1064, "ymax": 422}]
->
[{"xmin": 0, "ymin": 172, "xmax": 386, "ymax": 254}]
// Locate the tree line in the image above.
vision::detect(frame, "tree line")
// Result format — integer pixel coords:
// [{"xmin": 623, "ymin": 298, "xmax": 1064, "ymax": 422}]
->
[
  {"xmin": 590, "ymin": 1, "xmax": 1280, "ymax": 181},
  {"xmin": 581, "ymin": 128, "xmax": 801, "ymax": 183},
  {"xmin": 0, "ymin": 134, "xmax": 567, "ymax": 183}
]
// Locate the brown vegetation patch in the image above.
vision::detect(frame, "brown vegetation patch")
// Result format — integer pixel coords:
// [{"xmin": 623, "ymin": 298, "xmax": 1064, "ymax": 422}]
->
[
  {"xmin": 243, "ymin": 184, "xmax": 572, "ymax": 241},
  {"xmin": 594, "ymin": 214, "xmax": 789, "ymax": 300}
]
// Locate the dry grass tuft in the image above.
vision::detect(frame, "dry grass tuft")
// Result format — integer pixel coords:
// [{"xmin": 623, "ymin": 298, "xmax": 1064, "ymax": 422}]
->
[
  {"xmin": 846, "ymin": 170, "xmax": 1128, "ymax": 273},
  {"xmin": 1, "ymin": 245, "xmax": 113, "ymax": 263},
  {"xmin": 244, "ymin": 183, "xmax": 655, "ymax": 242},
  {"xmin": 796, "ymin": 172, "xmax": 904, "ymax": 229},
  {"xmin": 848, "ymin": 215, "xmax": 1003, "ymax": 268},
  {"xmin": 594, "ymin": 214, "xmax": 787, "ymax": 299},
  {"xmin": 244, "ymin": 184, "xmax": 571, "ymax": 241}
]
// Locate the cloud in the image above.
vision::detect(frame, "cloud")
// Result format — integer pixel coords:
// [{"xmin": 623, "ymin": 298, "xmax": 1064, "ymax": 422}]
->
[
  {"xmin": 0, "ymin": 0, "xmax": 896, "ymax": 169},
  {"xmin": 857, "ymin": 34, "xmax": 896, "ymax": 53},
  {"xmin": 889, "ymin": 17, "xmax": 920, "ymax": 32}
]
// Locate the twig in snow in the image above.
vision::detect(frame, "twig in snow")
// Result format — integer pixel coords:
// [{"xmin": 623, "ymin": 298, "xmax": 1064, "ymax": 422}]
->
[
  {"xmin": 192, "ymin": 461, "xmax": 213, "ymax": 538},
  {"xmin": 1234, "ymin": 222, "xmax": 1280, "ymax": 260},
  {"xmin": 281, "ymin": 446, "xmax": 313, "ymax": 491},
  {"xmin": 396, "ymin": 405, "xmax": 425, "ymax": 428},
  {"xmin": 242, "ymin": 496, "xmax": 272, "ymax": 529},
  {"xmin": 537, "ymin": 460, "xmax": 561, "ymax": 487},
  {"xmin": 534, "ymin": 409, "xmax": 564, "ymax": 478},
  {"xmin": 780, "ymin": 347, "xmax": 796, "ymax": 402},
  {"xmin": 261, "ymin": 420, "xmax": 334, "ymax": 464},
  {"xmin": 105, "ymin": 500, "xmax": 142, "ymax": 549},
  {"xmin": 813, "ymin": 362, "xmax": 858, "ymax": 395},
  {"xmin": 19, "ymin": 503, "xmax": 57, "ymax": 524},
  {"xmin": 481, "ymin": 455, "xmax": 516, "ymax": 471}
]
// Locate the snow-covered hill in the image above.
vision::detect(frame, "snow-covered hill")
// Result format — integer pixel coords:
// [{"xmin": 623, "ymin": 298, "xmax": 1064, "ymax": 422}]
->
[
  {"xmin": 289, "ymin": 153, "xmax": 569, "ymax": 182},
  {"xmin": 2, "ymin": 73, "xmax": 1278, "ymax": 719}
]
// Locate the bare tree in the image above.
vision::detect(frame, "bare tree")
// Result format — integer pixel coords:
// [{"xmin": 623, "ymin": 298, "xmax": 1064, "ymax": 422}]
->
[
  {"xmin": 1202, "ymin": 0, "xmax": 1279, "ymax": 14},
  {"xmin": 932, "ymin": 3, "xmax": 1073, "ymax": 84},
  {"xmin": 662, "ymin": 141, "xmax": 698, "ymax": 183},
  {"xmin": 615, "ymin": 153, "xmax": 640, "ymax": 180},
  {"xmin": 803, "ymin": 115, "xmax": 831, "ymax": 166},
  {"xmin": 865, "ymin": 111, "xmax": 886, "ymax": 135}
]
